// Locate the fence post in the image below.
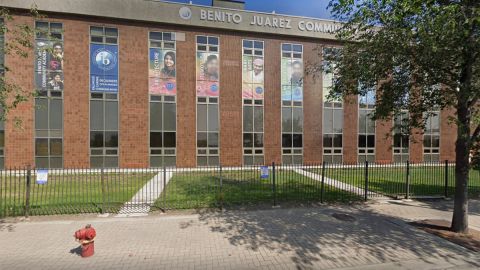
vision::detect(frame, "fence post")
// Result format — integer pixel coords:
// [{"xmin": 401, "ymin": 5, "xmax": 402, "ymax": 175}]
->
[
  {"xmin": 24, "ymin": 166, "xmax": 32, "ymax": 218},
  {"xmin": 219, "ymin": 164, "xmax": 223, "ymax": 209},
  {"xmin": 272, "ymin": 162, "xmax": 276, "ymax": 207},
  {"xmin": 101, "ymin": 167, "xmax": 106, "ymax": 214},
  {"xmin": 364, "ymin": 161, "xmax": 369, "ymax": 201},
  {"xmin": 163, "ymin": 166, "xmax": 167, "ymax": 209},
  {"xmin": 320, "ymin": 161, "xmax": 325, "ymax": 203},
  {"xmin": 444, "ymin": 160, "xmax": 449, "ymax": 198},
  {"xmin": 405, "ymin": 160, "xmax": 410, "ymax": 199}
]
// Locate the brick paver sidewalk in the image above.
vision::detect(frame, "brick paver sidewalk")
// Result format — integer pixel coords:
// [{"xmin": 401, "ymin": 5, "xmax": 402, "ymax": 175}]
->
[
  {"xmin": 367, "ymin": 199, "xmax": 480, "ymax": 230},
  {"xmin": 0, "ymin": 206, "xmax": 479, "ymax": 270}
]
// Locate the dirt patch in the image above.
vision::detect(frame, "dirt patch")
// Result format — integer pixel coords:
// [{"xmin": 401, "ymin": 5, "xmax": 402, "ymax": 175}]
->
[{"xmin": 409, "ymin": 219, "xmax": 480, "ymax": 252}]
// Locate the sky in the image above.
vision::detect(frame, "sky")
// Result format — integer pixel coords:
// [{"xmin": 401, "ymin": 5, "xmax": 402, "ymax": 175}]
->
[{"xmin": 161, "ymin": 0, "xmax": 334, "ymax": 20}]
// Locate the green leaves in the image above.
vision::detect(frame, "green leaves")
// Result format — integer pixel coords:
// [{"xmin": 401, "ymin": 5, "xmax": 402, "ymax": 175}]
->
[{"xmin": 323, "ymin": 0, "xmax": 479, "ymax": 128}]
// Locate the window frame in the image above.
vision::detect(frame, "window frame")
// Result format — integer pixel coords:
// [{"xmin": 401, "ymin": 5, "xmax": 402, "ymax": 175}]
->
[
  {"xmin": 322, "ymin": 47, "xmax": 343, "ymax": 164},
  {"xmin": 89, "ymin": 25, "xmax": 120, "ymax": 168},
  {"xmin": 149, "ymin": 31, "xmax": 178, "ymax": 167},
  {"xmin": 242, "ymin": 39, "xmax": 265, "ymax": 165},
  {"xmin": 34, "ymin": 21, "xmax": 64, "ymax": 168},
  {"xmin": 393, "ymin": 111, "xmax": 410, "ymax": 163},
  {"xmin": 281, "ymin": 43, "xmax": 304, "ymax": 165}
]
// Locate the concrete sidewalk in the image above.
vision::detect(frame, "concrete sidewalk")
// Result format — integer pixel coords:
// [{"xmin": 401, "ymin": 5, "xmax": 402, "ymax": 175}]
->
[{"xmin": 1, "ymin": 205, "xmax": 479, "ymax": 270}]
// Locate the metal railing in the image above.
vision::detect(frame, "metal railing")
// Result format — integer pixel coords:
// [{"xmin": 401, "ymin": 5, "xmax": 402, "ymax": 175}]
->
[{"xmin": 1, "ymin": 161, "xmax": 479, "ymax": 218}]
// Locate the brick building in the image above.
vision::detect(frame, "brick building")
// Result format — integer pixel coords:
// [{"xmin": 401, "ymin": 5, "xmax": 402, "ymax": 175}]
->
[{"xmin": 0, "ymin": 0, "xmax": 456, "ymax": 169}]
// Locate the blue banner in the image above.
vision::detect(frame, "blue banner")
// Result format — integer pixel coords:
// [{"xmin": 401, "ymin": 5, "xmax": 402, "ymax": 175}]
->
[{"xmin": 90, "ymin": 44, "xmax": 118, "ymax": 92}]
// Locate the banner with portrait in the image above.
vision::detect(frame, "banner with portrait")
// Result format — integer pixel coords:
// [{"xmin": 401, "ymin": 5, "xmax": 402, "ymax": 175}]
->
[
  {"xmin": 90, "ymin": 44, "xmax": 119, "ymax": 92},
  {"xmin": 242, "ymin": 56, "xmax": 264, "ymax": 99},
  {"xmin": 149, "ymin": 48, "xmax": 177, "ymax": 95},
  {"xmin": 196, "ymin": 52, "xmax": 219, "ymax": 97},
  {"xmin": 35, "ymin": 40, "xmax": 64, "ymax": 91},
  {"xmin": 281, "ymin": 58, "xmax": 303, "ymax": 101}
]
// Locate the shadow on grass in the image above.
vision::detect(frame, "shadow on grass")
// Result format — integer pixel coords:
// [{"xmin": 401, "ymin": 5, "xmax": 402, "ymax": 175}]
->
[
  {"xmin": 180, "ymin": 206, "xmax": 480, "ymax": 269},
  {"xmin": 154, "ymin": 172, "xmax": 363, "ymax": 210}
]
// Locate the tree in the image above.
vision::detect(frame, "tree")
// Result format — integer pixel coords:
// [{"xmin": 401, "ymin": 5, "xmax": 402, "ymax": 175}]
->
[
  {"xmin": 321, "ymin": 0, "xmax": 479, "ymax": 233},
  {"xmin": 0, "ymin": 6, "xmax": 40, "ymax": 123}
]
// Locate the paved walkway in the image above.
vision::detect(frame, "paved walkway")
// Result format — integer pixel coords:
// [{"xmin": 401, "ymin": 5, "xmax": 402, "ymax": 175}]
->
[
  {"xmin": 294, "ymin": 169, "xmax": 385, "ymax": 198},
  {"xmin": 1, "ymin": 205, "xmax": 479, "ymax": 270},
  {"xmin": 116, "ymin": 171, "xmax": 173, "ymax": 217}
]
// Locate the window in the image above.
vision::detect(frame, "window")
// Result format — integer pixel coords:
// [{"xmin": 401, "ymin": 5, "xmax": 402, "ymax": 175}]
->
[
  {"xmin": 34, "ymin": 21, "xmax": 64, "ymax": 168},
  {"xmin": 358, "ymin": 90, "xmax": 375, "ymax": 163},
  {"xmin": 242, "ymin": 39, "xmax": 264, "ymax": 165},
  {"xmin": 424, "ymin": 112, "xmax": 440, "ymax": 162},
  {"xmin": 90, "ymin": 26, "xmax": 119, "ymax": 168},
  {"xmin": 393, "ymin": 111, "xmax": 409, "ymax": 163},
  {"xmin": 281, "ymin": 43, "xmax": 303, "ymax": 165},
  {"xmin": 322, "ymin": 47, "xmax": 342, "ymax": 164},
  {"xmin": 149, "ymin": 32, "xmax": 177, "ymax": 167},
  {"xmin": 196, "ymin": 36, "xmax": 220, "ymax": 166}
]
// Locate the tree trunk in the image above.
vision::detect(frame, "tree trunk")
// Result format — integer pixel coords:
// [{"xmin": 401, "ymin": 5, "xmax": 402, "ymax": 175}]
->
[{"xmin": 451, "ymin": 100, "xmax": 470, "ymax": 233}]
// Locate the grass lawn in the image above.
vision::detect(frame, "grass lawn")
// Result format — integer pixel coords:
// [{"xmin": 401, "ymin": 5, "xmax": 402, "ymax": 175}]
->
[
  {"xmin": 154, "ymin": 169, "xmax": 361, "ymax": 210},
  {"xmin": 0, "ymin": 172, "xmax": 154, "ymax": 217},
  {"xmin": 308, "ymin": 165, "xmax": 480, "ymax": 198}
]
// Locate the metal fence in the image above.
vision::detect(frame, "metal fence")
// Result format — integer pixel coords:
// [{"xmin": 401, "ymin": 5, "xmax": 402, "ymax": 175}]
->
[{"xmin": 1, "ymin": 161, "xmax": 479, "ymax": 218}]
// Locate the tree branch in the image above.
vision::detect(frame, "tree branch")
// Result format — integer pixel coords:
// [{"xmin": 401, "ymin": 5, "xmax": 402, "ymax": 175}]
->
[{"xmin": 471, "ymin": 124, "xmax": 480, "ymax": 143}]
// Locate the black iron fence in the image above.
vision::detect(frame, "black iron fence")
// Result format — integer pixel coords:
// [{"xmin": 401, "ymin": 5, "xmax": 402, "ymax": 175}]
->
[{"xmin": 1, "ymin": 161, "xmax": 479, "ymax": 218}]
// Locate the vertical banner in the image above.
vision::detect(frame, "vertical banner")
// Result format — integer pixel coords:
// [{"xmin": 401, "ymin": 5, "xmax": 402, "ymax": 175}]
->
[
  {"xmin": 149, "ymin": 48, "xmax": 177, "ymax": 95},
  {"xmin": 281, "ymin": 56, "xmax": 303, "ymax": 101},
  {"xmin": 196, "ymin": 52, "xmax": 219, "ymax": 97},
  {"xmin": 90, "ymin": 44, "xmax": 119, "ymax": 92},
  {"xmin": 242, "ymin": 56, "xmax": 264, "ymax": 99},
  {"xmin": 35, "ymin": 41, "xmax": 64, "ymax": 91}
]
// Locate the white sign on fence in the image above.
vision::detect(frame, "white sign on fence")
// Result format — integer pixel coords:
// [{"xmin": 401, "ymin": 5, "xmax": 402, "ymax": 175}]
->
[{"xmin": 36, "ymin": 169, "xmax": 48, "ymax": 185}]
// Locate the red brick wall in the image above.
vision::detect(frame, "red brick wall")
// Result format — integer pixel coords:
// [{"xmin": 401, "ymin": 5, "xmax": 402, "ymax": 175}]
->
[
  {"xmin": 343, "ymin": 95, "xmax": 358, "ymax": 164},
  {"xmin": 63, "ymin": 19, "xmax": 90, "ymax": 168},
  {"xmin": 375, "ymin": 120, "xmax": 393, "ymax": 163},
  {"xmin": 440, "ymin": 107, "xmax": 456, "ymax": 162},
  {"xmin": 410, "ymin": 129, "xmax": 424, "ymax": 163},
  {"xmin": 5, "ymin": 15, "xmax": 35, "ymax": 168},
  {"xmin": 303, "ymin": 43, "xmax": 323, "ymax": 164},
  {"xmin": 118, "ymin": 25, "xmax": 149, "ymax": 168},
  {"xmin": 219, "ymin": 34, "xmax": 243, "ymax": 166},
  {"xmin": 176, "ymin": 32, "xmax": 197, "ymax": 168},
  {"xmin": 263, "ymin": 39, "xmax": 282, "ymax": 165}
]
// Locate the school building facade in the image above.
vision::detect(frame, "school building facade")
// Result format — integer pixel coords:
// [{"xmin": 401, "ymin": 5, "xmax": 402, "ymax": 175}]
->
[{"xmin": 0, "ymin": 0, "xmax": 456, "ymax": 169}]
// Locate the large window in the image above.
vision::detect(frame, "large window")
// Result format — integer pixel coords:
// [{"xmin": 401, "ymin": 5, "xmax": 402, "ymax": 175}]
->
[
  {"xmin": 358, "ymin": 90, "xmax": 375, "ymax": 163},
  {"xmin": 89, "ymin": 26, "xmax": 119, "ymax": 168},
  {"xmin": 424, "ymin": 112, "xmax": 440, "ymax": 162},
  {"xmin": 34, "ymin": 21, "xmax": 64, "ymax": 168},
  {"xmin": 281, "ymin": 43, "xmax": 303, "ymax": 165},
  {"xmin": 149, "ymin": 32, "xmax": 177, "ymax": 167},
  {"xmin": 393, "ymin": 111, "xmax": 409, "ymax": 163},
  {"xmin": 196, "ymin": 36, "xmax": 220, "ymax": 166},
  {"xmin": 242, "ymin": 39, "xmax": 264, "ymax": 165},
  {"xmin": 322, "ymin": 48, "xmax": 342, "ymax": 164}
]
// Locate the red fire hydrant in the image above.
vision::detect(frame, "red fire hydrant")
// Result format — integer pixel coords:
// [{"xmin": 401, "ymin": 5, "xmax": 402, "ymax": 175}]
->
[{"xmin": 74, "ymin": 224, "xmax": 96, "ymax": 258}]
